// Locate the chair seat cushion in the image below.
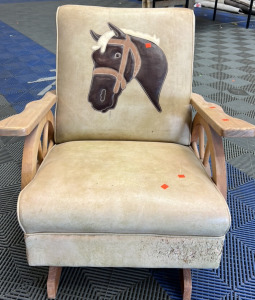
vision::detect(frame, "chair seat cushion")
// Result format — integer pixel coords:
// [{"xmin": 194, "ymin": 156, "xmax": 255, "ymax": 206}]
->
[{"xmin": 18, "ymin": 141, "xmax": 230, "ymax": 237}]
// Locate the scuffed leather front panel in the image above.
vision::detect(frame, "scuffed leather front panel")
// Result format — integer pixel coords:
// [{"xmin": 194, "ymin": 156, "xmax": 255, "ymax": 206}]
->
[
  {"xmin": 55, "ymin": 6, "xmax": 194, "ymax": 144},
  {"xmin": 25, "ymin": 234, "xmax": 225, "ymax": 269}
]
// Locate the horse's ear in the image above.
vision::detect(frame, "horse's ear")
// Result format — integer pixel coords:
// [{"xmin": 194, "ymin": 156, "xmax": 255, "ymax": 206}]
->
[
  {"xmin": 108, "ymin": 23, "xmax": 126, "ymax": 39},
  {"xmin": 90, "ymin": 30, "xmax": 101, "ymax": 41}
]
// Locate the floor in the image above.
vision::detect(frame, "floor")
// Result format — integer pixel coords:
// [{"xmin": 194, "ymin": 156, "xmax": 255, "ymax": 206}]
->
[{"xmin": 0, "ymin": 1, "xmax": 254, "ymax": 299}]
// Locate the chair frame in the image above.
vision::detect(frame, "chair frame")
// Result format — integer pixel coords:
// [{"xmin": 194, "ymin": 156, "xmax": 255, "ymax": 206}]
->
[{"xmin": 0, "ymin": 90, "xmax": 254, "ymax": 299}]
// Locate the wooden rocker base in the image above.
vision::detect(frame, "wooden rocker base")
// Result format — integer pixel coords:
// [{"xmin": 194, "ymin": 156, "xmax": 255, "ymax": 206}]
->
[
  {"xmin": 47, "ymin": 267, "xmax": 62, "ymax": 299},
  {"xmin": 180, "ymin": 269, "xmax": 192, "ymax": 300},
  {"xmin": 46, "ymin": 266, "xmax": 191, "ymax": 299}
]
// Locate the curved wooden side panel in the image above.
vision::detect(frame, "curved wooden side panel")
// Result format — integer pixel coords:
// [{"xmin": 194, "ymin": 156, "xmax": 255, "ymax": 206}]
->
[
  {"xmin": 191, "ymin": 113, "xmax": 227, "ymax": 199},
  {"xmin": 21, "ymin": 110, "xmax": 54, "ymax": 189}
]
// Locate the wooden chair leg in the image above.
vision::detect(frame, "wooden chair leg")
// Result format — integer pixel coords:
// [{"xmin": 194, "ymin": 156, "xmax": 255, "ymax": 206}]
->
[
  {"xmin": 180, "ymin": 269, "xmax": 192, "ymax": 300},
  {"xmin": 47, "ymin": 266, "xmax": 62, "ymax": 299}
]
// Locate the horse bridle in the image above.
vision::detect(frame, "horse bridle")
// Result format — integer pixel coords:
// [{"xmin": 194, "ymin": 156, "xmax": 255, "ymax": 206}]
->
[{"xmin": 93, "ymin": 35, "xmax": 142, "ymax": 94}]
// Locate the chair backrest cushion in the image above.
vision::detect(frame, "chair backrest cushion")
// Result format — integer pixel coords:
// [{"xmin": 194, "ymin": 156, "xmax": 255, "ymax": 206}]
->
[{"xmin": 55, "ymin": 5, "xmax": 194, "ymax": 144}]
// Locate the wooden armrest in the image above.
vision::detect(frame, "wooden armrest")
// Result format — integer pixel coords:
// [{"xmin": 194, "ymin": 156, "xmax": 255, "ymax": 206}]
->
[
  {"xmin": 191, "ymin": 93, "xmax": 255, "ymax": 138},
  {"xmin": 0, "ymin": 90, "xmax": 57, "ymax": 137}
]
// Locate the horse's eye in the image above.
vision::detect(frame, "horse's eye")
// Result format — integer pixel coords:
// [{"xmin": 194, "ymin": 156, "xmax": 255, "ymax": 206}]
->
[{"xmin": 114, "ymin": 52, "xmax": 121, "ymax": 59}]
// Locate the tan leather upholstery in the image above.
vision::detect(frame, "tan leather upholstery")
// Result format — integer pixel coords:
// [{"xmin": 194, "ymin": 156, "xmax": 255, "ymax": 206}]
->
[
  {"xmin": 55, "ymin": 6, "xmax": 194, "ymax": 145},
  {"xmin": 18, "ymin": 141, "xmax": 230, "ymax": 237}
]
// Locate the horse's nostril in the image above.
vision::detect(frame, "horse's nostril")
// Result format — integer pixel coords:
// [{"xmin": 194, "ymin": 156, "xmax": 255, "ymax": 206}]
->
[{"xmin": 100, "ymin": 89, "xmax": 106, "ymax": 102}]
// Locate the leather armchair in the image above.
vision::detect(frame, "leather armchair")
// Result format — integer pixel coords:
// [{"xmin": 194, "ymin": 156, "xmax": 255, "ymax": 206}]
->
[{"xmin": 0, "ymin": 5, "xmax": 254, "ymax": 300}]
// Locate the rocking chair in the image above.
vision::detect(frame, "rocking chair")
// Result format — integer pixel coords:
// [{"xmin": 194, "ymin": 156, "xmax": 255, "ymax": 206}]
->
[{"xmin": 0, "ymin": 5, "xmax": 255, "ymax": 299}]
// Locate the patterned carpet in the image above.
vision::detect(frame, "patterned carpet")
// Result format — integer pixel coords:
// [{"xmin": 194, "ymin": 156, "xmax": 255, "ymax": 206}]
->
[{"xmin": 0, "ymin": 2, "xmax": 255, "ymax": 299}]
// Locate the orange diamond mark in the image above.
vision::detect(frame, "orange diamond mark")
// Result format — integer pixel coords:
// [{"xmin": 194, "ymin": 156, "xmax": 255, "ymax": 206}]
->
[
  {"xmin": 210, "ymin": 106, "xmax": 216, "ymax": 109},
  {"xmin": 145, "ymin": 43, "xmax": 151, "ymax": 48},
  {"xmin": 222, "ymin": 119, "xmax": 229, "ymax": 121},
  {"xmin": 178, "ymin": 174, "xmax": 185, "ymax": 178},
  {"xmin": 161, "ymin": 184, "xmax": 169, "ymax": 189}
]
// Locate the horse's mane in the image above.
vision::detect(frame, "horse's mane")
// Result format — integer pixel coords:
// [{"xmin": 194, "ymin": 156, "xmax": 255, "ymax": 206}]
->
[
  {"xmin": 92, "ymin": 29, "xmax": 160, "ymax": 54},
  {"xmin": 122, "ymin": 29, "xmax": 160, "ymax": 46}
]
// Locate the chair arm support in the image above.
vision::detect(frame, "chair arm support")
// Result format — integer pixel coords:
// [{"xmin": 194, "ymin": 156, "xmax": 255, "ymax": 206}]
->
[
  {"xmin": 190, "ymin": 93, "xmax": 255, "ymax": 138},
  {"xmin": 21, "ymin": 110, "xmax": 55, "ymax": 189},
  {"xmin": 0, "ymin": 90, "xmax": 57, "ymax": 137},
  {"xmin": 191, "ymin": 114, "xmax": 227, "ymax": 198}
]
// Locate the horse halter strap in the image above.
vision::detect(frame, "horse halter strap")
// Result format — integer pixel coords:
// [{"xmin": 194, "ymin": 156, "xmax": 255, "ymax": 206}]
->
[{"xmin": 93, "ymin": 35, "xmax": 142, "ymax": 94}]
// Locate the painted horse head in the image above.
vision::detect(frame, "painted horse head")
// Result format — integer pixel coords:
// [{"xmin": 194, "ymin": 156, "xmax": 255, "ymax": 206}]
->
[{"xmin": 88, "ymin": 23, "xmax": 168, "ymax": 113}]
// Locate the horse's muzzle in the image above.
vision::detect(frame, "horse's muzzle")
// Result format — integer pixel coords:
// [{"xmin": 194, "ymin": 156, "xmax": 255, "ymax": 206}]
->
[{"xmin": 88, "ymin": 74, "xmax": 120, "ymax": 113}]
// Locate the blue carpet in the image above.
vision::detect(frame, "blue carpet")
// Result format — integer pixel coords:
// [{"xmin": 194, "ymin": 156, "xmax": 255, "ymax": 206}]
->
[{"xmin": 0, "ymin": 21, "xmax": 55, "ymax": 115}]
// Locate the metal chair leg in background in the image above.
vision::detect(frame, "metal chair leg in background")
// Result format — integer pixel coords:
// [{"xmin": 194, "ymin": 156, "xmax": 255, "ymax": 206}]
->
[
  {"xmin": 213, "ymin": 0, "xmax": 253, "ymax": 28},
  {"xmin": 246, "ymin": 0, "xmax": 254, "ymax": 28}
]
